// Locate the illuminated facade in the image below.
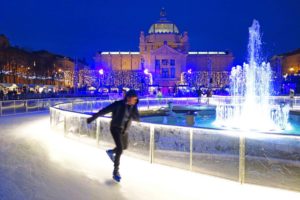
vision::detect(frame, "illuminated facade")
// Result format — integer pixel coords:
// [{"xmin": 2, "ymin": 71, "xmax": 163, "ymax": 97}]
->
[
  {"xmin": 271, "ymin": 49, "xmax": 300, "ymax": 75},
  {"xmin": 0, "ymin": 37, "xmax": 86, "ymax": 88},
  {"xmin": 94, "ymin": 8, "xmax": 234, "ymax": 89}
]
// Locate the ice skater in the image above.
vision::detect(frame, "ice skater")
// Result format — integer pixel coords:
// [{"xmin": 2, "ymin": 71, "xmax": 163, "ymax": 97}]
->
[{"xmin": 87, "ymin": 89, "xmax": 140, "ymax": 182}]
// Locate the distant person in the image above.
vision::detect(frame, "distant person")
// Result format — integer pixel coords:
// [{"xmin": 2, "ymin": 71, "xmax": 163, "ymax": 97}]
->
[
  {"xmin": 197, "ymin": 88, "xmax": 202, "ymax": 103},
  {"xmin": 206, "ymin": 89, "xmax": 212, "ymax": 105},
  {"xmin": 0, "ymin": 89, "xmax": 4, "ymax": 101},
  {"xmin": 157, "ymin": 88, "xmax": 163, "ymax": 103},
  {"xmin": 87, "ymin": 89, "xmax": 140, "ymax": 182},
  {"xmin": 13, "ymin": 89, "xmax": 17, "ymax": 99},
  {"xmin": 173, "ymin": 85, "xmax": 177, "ymax": 96},
  {"xmin": 122, "ymin": 88, "xmax": 128, "ymax": 98},
  {"xmin": 153, "ymin": 90, "xmax": 157, "ymax": 96},
  {"xmin": 289, "ymin": 89, "xmax": 295, "ymax": 108}
]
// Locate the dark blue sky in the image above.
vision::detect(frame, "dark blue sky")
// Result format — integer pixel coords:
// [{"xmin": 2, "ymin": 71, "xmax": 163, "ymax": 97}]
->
[{"xmin": 1, "ymin": 0, "xmax": 299, "ymax": 64}]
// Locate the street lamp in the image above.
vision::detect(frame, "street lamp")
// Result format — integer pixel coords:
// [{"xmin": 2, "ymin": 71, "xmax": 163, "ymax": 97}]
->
[
  {"xmin": 144, "ymin": 68, "xmax": 153, "ymax": 94},
  {"xmin": 98, "ymin": 69, "xmax": 104, "ymax": 92},
  {"xmin": 57, "ymin": 68, "xmax": 64, "ymax": 88},
  {"xmin": 143, "ymin": 68, "xmax": 149, "ymax": 75}
]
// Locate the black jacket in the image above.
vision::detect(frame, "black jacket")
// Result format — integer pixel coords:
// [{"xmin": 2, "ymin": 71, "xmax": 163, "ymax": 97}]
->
[{"xmin": 88, "ymin": 99, "xmax": 140, "ymax": 132}]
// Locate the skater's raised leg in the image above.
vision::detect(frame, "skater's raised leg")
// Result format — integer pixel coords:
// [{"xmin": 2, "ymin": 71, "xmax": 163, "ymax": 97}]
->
[{"xmin": 106, "ymin": 149, "xmax": 115, "ymax": 162}]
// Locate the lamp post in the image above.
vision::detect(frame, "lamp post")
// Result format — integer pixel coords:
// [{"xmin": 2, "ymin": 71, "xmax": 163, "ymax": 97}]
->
[
  {"xmin": 289, "ymin": 67, "xmax": 294, "ymax": 74},
  {"xmin": 144, "ymin": 68, "xmax": 153, "ymax": 94},
  {"xmin": 208, "ymin": 57, "xmax": 212, "ymax": 89},
  {"xmin": 98, "ymin": 69, "xmax": 104, "ymax": 93},
  {"xmin": 180, "ymin": 72, "xmax": 185, "ymax": 84},
  {"xmin": 27, "ymin": 67, "xmax": 30, "ymax": 84},
  {"xmin": 187, "ymin": 68, "xmax": 192, "ymax": 87},
  {"xmin": 58, "ymin": 68, "xmax": 63, "ymax": 88}
]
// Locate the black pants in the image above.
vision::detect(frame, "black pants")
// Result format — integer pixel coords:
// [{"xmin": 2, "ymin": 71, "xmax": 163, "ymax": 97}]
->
[{"xmin": 110, "ymin": 127, "xmax": 128, "ymax": 172}]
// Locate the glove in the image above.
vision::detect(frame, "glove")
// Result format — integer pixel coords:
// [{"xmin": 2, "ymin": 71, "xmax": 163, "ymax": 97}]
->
[{"xmin": 87, "ymin": 117, "xmax": 94, "ymax": 124}]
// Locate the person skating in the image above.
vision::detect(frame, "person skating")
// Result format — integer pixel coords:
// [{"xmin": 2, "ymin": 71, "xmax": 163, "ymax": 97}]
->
[{"xmin": 86, "ymin": 89, "xmax": 140, "ymax": 182}]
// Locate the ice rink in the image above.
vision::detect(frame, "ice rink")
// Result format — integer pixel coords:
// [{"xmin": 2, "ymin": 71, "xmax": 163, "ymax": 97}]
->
[{"xmin": 1, "ymin": 112, "xmax": 300, "ymax": 200}]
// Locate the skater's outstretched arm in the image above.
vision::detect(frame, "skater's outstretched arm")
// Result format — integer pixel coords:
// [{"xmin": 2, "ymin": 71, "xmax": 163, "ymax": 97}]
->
[{"xmin": 87, "ymin": 101, "xmax": 116, "ymax": 123}]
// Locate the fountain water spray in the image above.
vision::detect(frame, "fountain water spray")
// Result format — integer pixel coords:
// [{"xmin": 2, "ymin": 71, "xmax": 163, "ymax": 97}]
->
[{"xmin": 215, "ymin": 20, "xmax": 289, "ymax": 131}]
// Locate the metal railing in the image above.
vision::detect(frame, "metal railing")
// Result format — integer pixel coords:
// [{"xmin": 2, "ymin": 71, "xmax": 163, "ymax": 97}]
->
[
  {"xmin": 2, "ymin": 95, "xmax": 300, "ymax": 117},
  {"xmin": 0, "ymin": 97, "xmax": 109, "ymax": 116},
  {"xmin": 50, "ymin": 98, "xmax": 300, "ymax": 192}
]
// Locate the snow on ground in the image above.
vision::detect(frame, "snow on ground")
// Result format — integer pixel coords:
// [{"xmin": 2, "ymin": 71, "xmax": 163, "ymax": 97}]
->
[{"xmin": 0, "ymin": 112, "xmax": 300, "ymax": 200}]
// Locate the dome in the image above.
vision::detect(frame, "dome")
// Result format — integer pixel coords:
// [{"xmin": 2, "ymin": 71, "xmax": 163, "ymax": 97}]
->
[
  {"xmin": 148, "ymin": 22, "xmax": 179, "ymax": 34},
  {"xmin": 148, "ymin": 8, "xmax": 179, "ymax": 34}
]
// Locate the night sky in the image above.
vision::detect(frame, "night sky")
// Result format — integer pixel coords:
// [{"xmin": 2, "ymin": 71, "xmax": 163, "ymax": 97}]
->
[{"xmin": 1, "ymin": 0, "xmax": 299, "ymax": 65}]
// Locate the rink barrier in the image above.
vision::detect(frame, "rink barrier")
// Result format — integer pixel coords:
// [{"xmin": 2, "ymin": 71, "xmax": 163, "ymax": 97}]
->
[
  {"xmin": 50, "ymin": 97, "xmax": 300, "ymax": 192},
  {"xmin": 1, "ymin": 95, "xmax": 299, "ymax": 116},
  {"xmin": 0, "ymin": 96, "xmax": 123, "ymax": 116}
]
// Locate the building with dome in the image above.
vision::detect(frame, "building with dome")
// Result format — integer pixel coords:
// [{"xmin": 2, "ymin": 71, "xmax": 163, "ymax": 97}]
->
[{"xmin": 94, "ymin": 8, "xmax": 234, "ymax": 91}]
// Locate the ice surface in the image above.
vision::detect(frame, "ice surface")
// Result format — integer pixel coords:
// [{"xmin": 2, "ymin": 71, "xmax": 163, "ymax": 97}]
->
[{"xmin": 0, "ymin": 112, "xmax": 300, "ymax": 200}]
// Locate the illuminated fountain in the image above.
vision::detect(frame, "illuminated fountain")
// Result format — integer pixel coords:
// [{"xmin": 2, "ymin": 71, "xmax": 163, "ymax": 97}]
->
[{"xmin": 215, "ymin": 20, "xmax": 290, "ymax": 131}]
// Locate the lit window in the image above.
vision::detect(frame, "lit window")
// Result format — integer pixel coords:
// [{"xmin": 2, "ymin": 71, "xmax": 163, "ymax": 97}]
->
[
  {"xmin": 162, "ymin": 68, "xmax": 169, "ymax": 78},
  {"xmin": 170, "ymin": 59, "xmax": 175, "ymax": 66},
  {"xmin": 155, "ymin": 60, "xmax": 160, "ymax": 73},
  {"xmin": 162, "ymin": 59, "xmax": 168, "ymax": 65},
  {"xmin": 171, "ymin": 68, "xmax": 175, "ymax": 78}
]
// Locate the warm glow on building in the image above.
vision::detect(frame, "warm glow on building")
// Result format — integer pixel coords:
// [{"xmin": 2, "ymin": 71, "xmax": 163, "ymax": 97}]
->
[{"xmin": 94, "ymin": 8, "xmax": 234, "ymax": 91}]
